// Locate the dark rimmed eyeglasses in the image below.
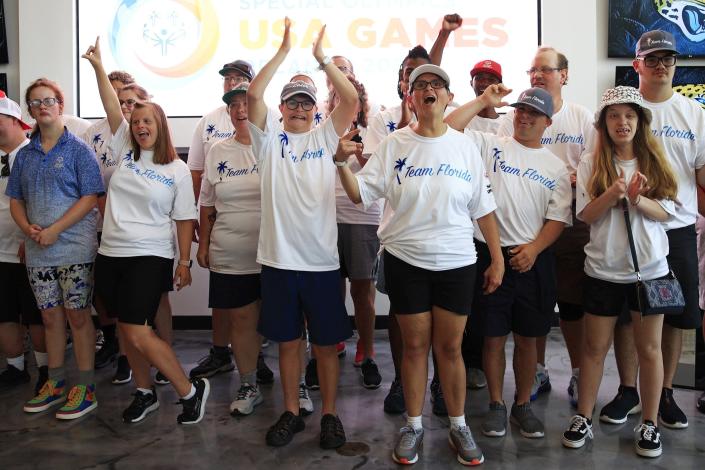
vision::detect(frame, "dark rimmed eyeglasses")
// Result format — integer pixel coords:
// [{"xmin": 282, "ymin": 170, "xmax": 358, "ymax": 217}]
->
[
  {"xmin": 638, "ymin": 55, "xmax": 677, "ymax": 68},
  {"xmin": 27, "ymin": 97, "xmax": 60, "ymax": 108},
  {"xmin": 1, "ymin": 154, "xmax": 9, "ymax": 177},
  {"xmin": 119, "ymin": 98, "xmax": 137, "ymax": 107},
  {"xmin": 526, "ymin": 67, "xmax": 563, "ymax": 75},
  {"xmin": 411, "ymin": 79, "xmax": 447, "ymax": 91},
  {"xmin": 284, "ymin": 99, "xmax": 315, "ymax": 111}
]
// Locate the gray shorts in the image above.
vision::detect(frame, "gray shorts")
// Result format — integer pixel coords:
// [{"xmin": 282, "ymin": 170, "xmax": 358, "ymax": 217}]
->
[
  {"xmin": 337, "ymin": 223, "xmax": 379, "ymax": 281},
  {"xmin": 374, "ymin": 249, "xmax": 386, "ymax": 294}
]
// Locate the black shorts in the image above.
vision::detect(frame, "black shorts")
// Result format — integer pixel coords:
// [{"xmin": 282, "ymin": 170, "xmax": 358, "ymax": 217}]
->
[
  {"xmin": 208, "ymin": 271, "xmax": 260, "ymax": 309},
  {"xmin": 474, "ymin": 241, "xmax": 556, "ymax": 337},
  {"xmin": 94, "ymin": 254, "xmax": 173, "ymax": 326},
  {"xmin": 583, "ymin": 275, "xmax": 638, "ymax": 317},
  {"xmin": 384, "ymin": 250, "xmax": 476, "ymax": 316},
  {"xmin": 664, "ymin": 225, "xmax": 703, "ymax": 329},
  {"xmin": 0, "ymin": 262, "xmax": 42, "ymax": 325}
]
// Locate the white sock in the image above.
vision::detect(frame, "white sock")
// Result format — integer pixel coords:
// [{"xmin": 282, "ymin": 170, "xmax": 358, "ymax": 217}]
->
[
  {"xmin": 449, "ymin": 415, "xmax": 467, "ymax": 430},
  {"xmin": 407, "ymin": 415, "xmax": 423, "ymax": 431},
  {"xmin": 34, "ymin": 351, "xmax": 48, "ymax": 367},
  {"xmin": 182, "ymin": 384, "xmax": 196, "ymax": 400},
  {"xmin": 137, "ymin": 387, "xmax": 153, "ymax": 395},
  {"xmin": 536, "ymin": 363, "xmax": 546, "ymax": 375},
  {"xmin": 7, "ymin": 355, "xmax": 24, "ymax": 370},
  {"xmin": 572, "ymin": 368, "xmax": 580, "ymax": 378}
]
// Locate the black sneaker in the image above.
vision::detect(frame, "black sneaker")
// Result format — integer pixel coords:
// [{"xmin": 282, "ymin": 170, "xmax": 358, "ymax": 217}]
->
[
  {"xmin": 123, "ymin": 388, "xmax": 159, "ymax": 423},
  {"xmin": 305, "ymin": 358, "xmax": 319, "ymax": 390},
  {"xmin": 600, "ymin": 385, "xmax": 641, "ymax": 424},
  {"xmin": 634, "ymin": 420, "xmax": 662, "ymax": 458},
  {"xmin": 320, "ymin": 414, "xmax": 346, "ymax": 449},
  {"xmin": 430, "ymin": 379, "xmax": 448, "ymax": 416},
  {"xmin": 256, "ymin": 352, "xmax": 274, "ymax": 384},
  {"xmin": 0, "ymin": 364, "xmax": 30, "ymax": 389},
  {"xmin": 35, "ymin": 366, "xmax": 48, "ymax": 395},
  {"xmin": 188, "ymin": 347, "xmax": 234, "ymax": 379},
  {"xmin": 266, "ymin": 411, "xmax": 305, "ymax": 447},
  {"xmin": 112, "ymin": 355, "xmax": 132, "ymax": 385},
  {"xmin": 562, "ymin": 414, "xmax": 593, "ymax": 449},
  {"xmin": 697, "ymin": 391, "xmax": 705, "ymax": 414},
  {"xmin": 659, "ymin": 387, "xmax": 688, "ymax": 429},
  {"xmin": 384, "ymin": 378, "xmax": 406, "ymax": 414},
  {"xmin": 360, "ymin": 358, "xmax": 381, "ymax": 389},
  {"xmin": 94, "ymin": 337, "xmax": 119, "ymax": 369},
  {"xmin": 154, "ymin": 371, "xmax": 170, "ymax": 386},
  {"xmin": 177, "ymin": 378, "xmax": 210, "ymax": 425}
]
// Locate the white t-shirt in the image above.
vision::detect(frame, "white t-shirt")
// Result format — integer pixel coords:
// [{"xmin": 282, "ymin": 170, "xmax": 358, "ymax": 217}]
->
[
  {"xmin": 576, "ymin": 153, "xmax": 675, "ymax": 283},
  {"xmin": 643, "ymin": 92, "xmax": 705, "ymax": 230},
  {"xmin": 0, "ymin": 140, "xmax": 30, "ymax": 263},
  {"xmin": 356, "ymin": 125, "xmax": 496, "ymax": 271},
  {"xmin": 83, "ymin": 118, "xmax": 120, "ymax": 231},
  {"xmin": 200, "ymin": 138, "xmax": 261, "ymax": 274},
  {"xmin": 466, "ymin": 115, "xmax": 501, "ymax": 134},
  {"xmin": 99, "ymin": 121, "xmax": 197, "ymax": 259},
  {"xmin": 248, "ymin": 113, "xmax": 341, "ymax": 271},
  {"xmin": 62, "ymin": 115, "xmax": 92, "ymax": 136},
  {"xmin": 464, "ymin": 131, "xmax": 572, "ymax": 246},
  {"xmin": 497, "ymin": 101, "xmax": 595, "ymax": 173},
  {"xmin": 187, "ymin": 106, "xmax": 234, "ymax": 172}
]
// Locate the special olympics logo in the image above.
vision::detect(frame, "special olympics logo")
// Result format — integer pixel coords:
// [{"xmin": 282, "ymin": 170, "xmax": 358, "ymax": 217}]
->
[{"xmin": 109, "ymin": 0, "xmax": 219, "ymax": 78}]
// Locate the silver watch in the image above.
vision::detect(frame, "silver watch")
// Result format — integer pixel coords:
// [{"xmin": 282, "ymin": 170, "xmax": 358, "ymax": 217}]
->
[{"xmin": 318, "ymin": 56, "xmax": 331, "ymax": 70}]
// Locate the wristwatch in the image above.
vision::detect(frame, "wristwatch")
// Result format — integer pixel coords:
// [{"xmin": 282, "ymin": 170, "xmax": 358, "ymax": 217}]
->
[
  {"xmin": 318, "ymin": 56, "xmax": 331, "ymax": 70},
  {"xmin": 178, "ymin": 259, "xmax": 193, "ymax": 268},
  {"xmin": 334, "ymin": 159, "xmax": 348, "ymax": 167}
]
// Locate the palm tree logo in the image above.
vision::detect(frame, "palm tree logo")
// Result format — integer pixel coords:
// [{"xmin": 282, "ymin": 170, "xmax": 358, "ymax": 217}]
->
[
  {"xmin": 387, "ymin": 121, "xmax": 397, "ymax": 132},
  {"xmin": 206, "ymin": 124, "xmax": 216, "ymax": 135},
  {"xmin": 279, "ymin": 132, "xmax": 289, "ymax": 159},
  {"xmin": 217, "ymin": 161, "xmax": 228, "ymax": 175},
  {"xmin": 123, "ymin": 150, "xmax": 133, "ymax": 161},
  {"xmin": 491, "ymin": 148, "xmax": 503, "ymax": 172},
  {"xmin": 314, "ymin": 112, "xmax": 323, "ymax": 125},
  {"xmin": 100, "ymin": 153, "xmax": 108, "ymax": 165},
  {"xmin": 91, "ymin": 133, "xmax": 103, "ymax": 151},
  {"xmin": 394, "ymin": 157, "xmax": 407, "ymax": 184}
]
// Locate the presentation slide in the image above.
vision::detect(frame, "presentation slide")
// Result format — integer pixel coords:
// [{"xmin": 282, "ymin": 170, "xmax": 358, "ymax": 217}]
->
[{"xmin": 77, "ymin": 0, "xmax": 539, "ymax": 118}]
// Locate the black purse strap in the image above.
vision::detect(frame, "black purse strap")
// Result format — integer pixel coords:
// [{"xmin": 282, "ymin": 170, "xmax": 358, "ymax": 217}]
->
[{"xmin": 621, "ymin": 198, "xmax": 642, "ymax": 281}]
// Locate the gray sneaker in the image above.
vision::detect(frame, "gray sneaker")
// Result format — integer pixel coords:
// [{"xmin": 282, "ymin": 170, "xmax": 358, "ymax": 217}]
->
[
  {"xmin": 449, "ymin": 426, "xmax": 485, "ymax": 466},
  {"xmin": 467, "ymin": 368, "xmax": 487, "ymax": 389},
  {"xmin": 392, "ymin": 426, "xmax": 423, "ymax": 465},
  {"xmin": 482, "ymin": 401, "xmax": 507, "ymax": 437},
  {"xmin": 511, "ymin": 402, "xmax": 545, "ymax": 438}
]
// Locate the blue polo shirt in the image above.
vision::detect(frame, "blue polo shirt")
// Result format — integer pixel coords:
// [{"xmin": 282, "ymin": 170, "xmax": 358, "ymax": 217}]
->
[{"xmin": 5, "ymin": 129, "xmax": 104, "ymax": 267}]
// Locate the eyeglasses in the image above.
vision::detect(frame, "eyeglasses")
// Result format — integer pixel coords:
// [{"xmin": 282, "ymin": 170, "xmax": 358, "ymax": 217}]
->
[
  {"xmin": 638, "ymin": 55, "xmax": 677, "ymax": 68},
  {"xmin": 1, "ymin": 154, "xmax": 9, "ymax": 178},
  {"xmin": 222, "ymin": 75, "xmax": 248, "ymax": 84},
  {"xmin": 284, "ymin": 99, "xmax": 315, "ymax": 111},
  {"xmin": 27, "ymin": 97, "xmax": 60, "ymax": 108},
  {"xmin": 119, "ymin": 98, "xmax": 137, "ymax": 107},
  {"xmin": 411, "ymin": 79, "xmax": 447, "ymax": 91},
  {"xmin": 526, "ymin": 67, "xmax": 563, "ymax": 75}
]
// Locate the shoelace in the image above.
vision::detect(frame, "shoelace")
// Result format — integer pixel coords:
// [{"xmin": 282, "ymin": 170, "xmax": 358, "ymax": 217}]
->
[
  {"xmin": 454, "ymin": 426, "xmax": 476, "ymax": 450},
  {"xmin": 236, "ymin": 385, "xmax": 257, "ymax": 401},
  {"xmin": 398, "ymin": 426, "xmax": 420, "ymax": 447},
  {"xmin": 569, "ymin": 416, "xmax": 593, "ymax": 438},
  {"xmin": 299, "ymin": 385, "xmax": 309, "ymax": 399},
  {"xmin": 634, "ymin": 423, "xmax": 657, "ymax": 441},
  {"xmin": 65, "ymin": 385, "xmax": 86, "ymax": 408}
]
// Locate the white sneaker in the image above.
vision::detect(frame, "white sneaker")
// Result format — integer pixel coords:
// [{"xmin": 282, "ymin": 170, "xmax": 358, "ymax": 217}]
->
[
  {"xmin": 466, "ymin": 368, "xmax": 487, "ymax": 389},
  {"xmin": 299, "ymin": 382, "xmax": 314, "ymax": 416},
  {"xmin": 229, "ymin": 384, "xmax": 262, "ymax": 416}
]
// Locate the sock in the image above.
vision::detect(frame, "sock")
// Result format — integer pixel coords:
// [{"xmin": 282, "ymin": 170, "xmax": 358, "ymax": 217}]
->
[
  {"xmin": 213, "ymin": 345, "xmax": 230, "ymax": 357},
  {"xmin": 7, "ymin": 355, "xmax": 24, "ymax": 370},
  {"xmin": 407, "ymin": 415, "xmax": 423, "ymax": 431},
  {"xmin": 182, "ymin": 384, "xmax": 196, "ymax": 400},
  {"xmin": 137, "ymin": 387, "xmax": 153, "ymax": 395},
  {"xmin": 102, "ymin": 324, "xmax": 116, "ymax": 342},
  {"xmin": 48, "ymin": 366, "xmax": 65, "ymax": 382},
  {"xmin": 78, "ymin": 369, "xmax": 95, "ymax": 386},
  {"xmin": 240, "ymin": 370, "xmax": 256, "ymax": 386},
  {"xmin": 572, "ymin": 368, "xmax": 579, "ymax": 378},
  {"xmin": 34, "ymin": 351, "xmax": 48, "ymax": 367},
  {"xmin": 536, "ymin": 363, "xmax": 546, "ymax": 375},
  {"xmin": 449, "ymin": 415, "xmax": 467, "ymax": 430}
]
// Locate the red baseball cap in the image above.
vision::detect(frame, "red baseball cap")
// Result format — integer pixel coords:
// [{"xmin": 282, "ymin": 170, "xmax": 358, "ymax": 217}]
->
[{"xmin": 470, "ymin": 60, "xmax": 502, "ymax": 82}]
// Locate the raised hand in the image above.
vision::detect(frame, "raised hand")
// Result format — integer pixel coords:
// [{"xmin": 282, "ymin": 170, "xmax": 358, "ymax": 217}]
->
[
  {"xmin": 312, "ymin": 23, "xmax": 327, "ymax": 63},
  {"xmin": 442, "ymin": 13, "xmax": 463, "ymax": 31},
  {"xmin": 334, "ymin": 128, "xmax": 363, "ymax": 163},
  {"xmin": 81, "ymin": 36, "xmax": 102, "ymax": 67},
  {"xmin": 481, "ymin": 84, "xmax": 512, "ymax": 109},
  {"xmin": 280, "ymin": 17, "xmax": 292, "ymax": 53}
]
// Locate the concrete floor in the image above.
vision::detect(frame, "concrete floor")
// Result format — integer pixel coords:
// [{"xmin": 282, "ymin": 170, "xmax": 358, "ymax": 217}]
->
[{"xmin": 1, "ymin": 329, "xmax": 704, "ymax": 469}]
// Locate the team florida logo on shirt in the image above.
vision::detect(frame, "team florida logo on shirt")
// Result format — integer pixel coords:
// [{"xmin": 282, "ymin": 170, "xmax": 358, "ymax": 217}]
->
[
  {"xmin": 386, "ymin": 121, "xmax": 397, "ymax": 132},
  {"xmin": 491, "ymin": 147, "xmax": 557, "ymax": 190},
  {"xmin": 393, "ymin": 156, "xmax": 473, "ymax": 184},
  {"xmin": 216, "ymin": 160, "xmax": 258, "ymax": 180},
  {"xmin": 651, "ymin": 124, "xmax": 697, "ymax": 141},
  {"xmin": 205, "ymin": 124, "xmax": 232, "ymax": 141},
  {"xmin": 91, "ymin": 133, "xmax": 104, "ymax": 152},
  {"xmin": 278, "ymin": 131, "xmax": 325, "ymax": 164},
  {"xmin": 122, "ymin": 151, "xmax": 174, "ymax": 187}
]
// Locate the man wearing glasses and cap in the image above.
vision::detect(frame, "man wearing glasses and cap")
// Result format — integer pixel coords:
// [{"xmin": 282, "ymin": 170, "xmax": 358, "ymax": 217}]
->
[{"xmin": 604, "ymin": 30, "xmax": 705, "ymax": 429}]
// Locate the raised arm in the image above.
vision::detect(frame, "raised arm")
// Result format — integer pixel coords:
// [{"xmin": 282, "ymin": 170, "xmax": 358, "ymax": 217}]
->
[
  {"xmin": 317, "ymin": 26, "xmax": 357, "ymax": 135},
  {"xmin": 444, "ymin": 84, "xmax": 511, "ymax": 131},
  {"xmin": 429, "ymin": 14, "xmax": 462, "ymax": 66},
  {"xmin": 248, "ymin": 17, "xmax": 292, "ymax": 131},
  {"xmin": 82, "ymin": 37, "xmax": 123, "ymax": 134}
]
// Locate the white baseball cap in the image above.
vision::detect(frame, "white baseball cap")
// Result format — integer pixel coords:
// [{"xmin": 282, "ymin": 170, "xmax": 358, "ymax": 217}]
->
[{"xmin": 0, "ymin": 91, "xmax": 31, "ymax": 130}]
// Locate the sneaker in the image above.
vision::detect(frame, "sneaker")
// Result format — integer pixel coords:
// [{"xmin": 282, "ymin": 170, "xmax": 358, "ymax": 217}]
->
[
  {"xmin": 568, "ymin": 375, "xmax": 579, "ymax": 408},
  {"xmin": 392, "ymin": 426, "xmax": 424, "ymax": 465},
  {"xmin": 23, "ymin": 378, "xmax": 66, "ymax": 413},
  {"xmin": 177, "ymin": 378, "xmax": 210, "ymax": 425},
  {"xmin": 361, "ymin": 358, "xmax": 382, "ymax": 389},
  {"xmin": 697, "ymin": 391, "xmax": 705, "ymax": 414},
  {"xmin": 123, "ymin": 388, "xmax": 159, "ymax": 423},
  {"xmin": 530, "ymin": 368, "xmax": 551, "ymax": 400},
  {"xmin": 256, "ymin": 352, "xmax": 274, "ymax": 384},
  {"xmin": 562, "ymin": 414, "xmax": 593, "ymax": 449},
  {"xmin": 266, "ymin": 411, "xmax": 305, "ymax": 447},
  {"xmin": 510, "ymin": 402, "xmax": 545, "ymax": 438},
  {"xmin": 112, "ymin": 355, "xmax": 132, "ymax": 385},
  {"xmin": 449, "ymin": 426, "xmax": 485, "ymax": 466},
  {"xmin": 466, "ymin": 368, "xmax": 487, "ymax": 389},
  {"xmin": 94, "ymin": 337, "xmax": 118, "ymax": 369},
  {"xmin": 634, "ymin": 420, "xmax": 662, "ymax": 458},
  {"xmin": 305, "ymin": 358, "xmax": 319, "ymax": 390},
  {"xmin": 188, "ymin": 347, "xmax": 234, "ymax": 379},
  {"xmin": 481, "ymin": 402, "xmax": 507, "ymax": 437},
  {"xmin": 299, "ymin": 382, "xmax": 314, "ymax": 416},
  {"xmin": 384, "ymin": 378, "xmax": 406, "ymax": 414},
  {"xmin": 336, "ymin": 341, "xmax": 346, "ymax": 358},
  {"xmin": 261, "ymin": 338, "xmax": 270, "ymax": 349},
  {"xmin": 320, "ymin": 413, "xmax": 346, "ymax": 449},
  {"xmin": 56, "ymin": 384, "xmax": 98, "ymax": 420},
  {"xmin": 430, "ymin": 379, "xmax": 447, "ymax": 416},
  {"xmin": 600, "ymin": 385, "xmax": 641, "ymax": 424},
  {"xmin": 154, "ymin": 371, "xmax": 170, "ymax": 386},
  {"xmin": 35, "ymin": 366, "xmax": 48, "ymax": 395},
  {"xmin": 354, "ymin": 338, "xmax": 364, "ymax": 367},
  {"xmin": 0, "ymin": 364, "xmax": 30, "ymax": 388},
  {"xmin": 229, "ymin": 383, "xmax": 263, "ymax": 416},
  {"xmin": 659, "ymin": 387, "xmax": 688, "ymax": 429},
  {"xmin": 95, "ymin": 329, "xmax": 104, "ymax": 351}
]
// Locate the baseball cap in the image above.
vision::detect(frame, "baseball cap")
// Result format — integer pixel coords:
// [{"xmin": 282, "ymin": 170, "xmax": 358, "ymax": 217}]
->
[
  {"xmin": 0, "ymin": 91, "xmax": 31, "ymax": 130},
  {"xmin": 510, "ymin": 87, "xmax": 554, "ymax": 118},
  {"xmin": 635, "ymin": 30, "xmax": 679, "ymax": 57},
  {"xmin": 280, "ymin": 81, "xmax": 317, "ymax": 103},
  {"xmin": 594, "ymin": 86, "xmax": 652, "ymax": 126},
  {"xmin": 408, "ymin": 64, "xmax": 451, "ymax": 89},
  {"xmin": 222, "ymin": 82, "xmax": 249, "ymax": 105},
  {"xmin": 470, "ymin": 60, "xmax": 503, "ymax": 81},
  {"xmin": 218, "ymin": 60, "xmax": 255, "ymax": 80}
]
